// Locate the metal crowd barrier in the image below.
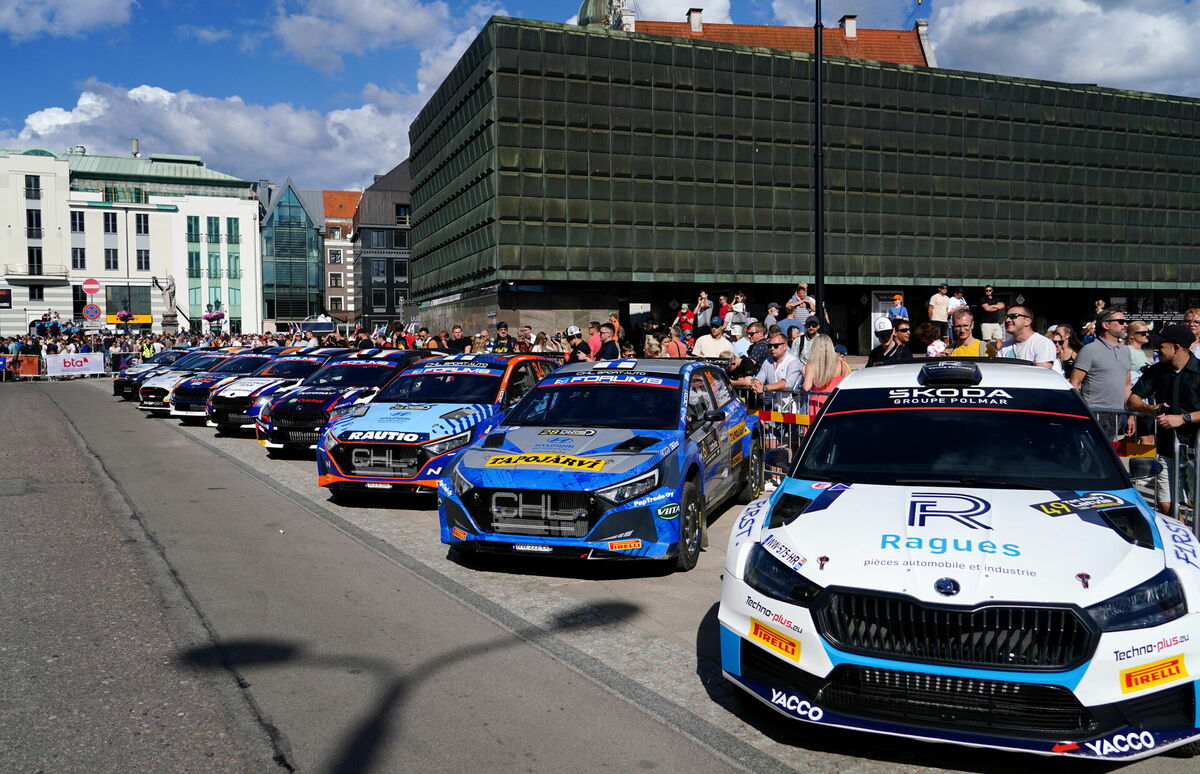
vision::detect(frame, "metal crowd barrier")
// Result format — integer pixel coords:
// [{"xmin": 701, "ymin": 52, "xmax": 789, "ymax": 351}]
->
[{"xmin": 732, "ymin": 386, "xmax": 832, "ymax": 483}]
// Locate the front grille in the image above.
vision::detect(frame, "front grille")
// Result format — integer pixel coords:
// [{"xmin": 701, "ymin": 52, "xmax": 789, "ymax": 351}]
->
[
  {"xmin": 466, "ymin": 488, "xmax": 598, "ymax": 538},
  {"xmin": 141, "ymin": 387, "xmax": 168, "ymax": 406},
  {"xmin": 213, "ymin": 410, "xmax": 251, "ymax": 425},
  {"xmin": 819, "ymin": 665, "xmax": 1096, "ymax": 737},
  {"xmin": 211, "ymin": 396, "xmax": 251, "ymax": 425},
  {"xmin": 173, "ymin": 387, "xmax": 210, "ymax": 403},
  {"xmin": 212, "ymin": 396, "xmax": 251, "ymax": 410},
  {"xmin": 814, "ymin": 591, "xmax": 1095, "ymax": 670},
  {"xmin": 332, "ymin": 445, "xmax": 420, "ymax": 478},
  {"xmin": 274, "ymin": 429, "xmax": 319, "ymax": 445},
  {"xmin": 273, "ymin": 411, "xmax": 328, "ymax": 428}
]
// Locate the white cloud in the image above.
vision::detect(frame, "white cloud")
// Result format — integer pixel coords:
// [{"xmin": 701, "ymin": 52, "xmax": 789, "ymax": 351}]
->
[
  {"xmin": 0, "ymin": 0, "xmax": 134, "ymax": 40},
  {"xmin": 177, "ymin": 24, "xmax": 233, "ymax": 44},
  {"xmin": 2, "ymin": 81, "xmax": 417, "ymax": 191}
]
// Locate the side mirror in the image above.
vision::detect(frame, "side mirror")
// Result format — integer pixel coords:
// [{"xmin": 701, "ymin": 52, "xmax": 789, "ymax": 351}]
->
[
  {"xmin": 1128, "ymin": 458, "xmax": 1164, "ymax": 482},
  {"xmin": 703, "ymin": 409, "xmax": 727, "ymax": 423}
]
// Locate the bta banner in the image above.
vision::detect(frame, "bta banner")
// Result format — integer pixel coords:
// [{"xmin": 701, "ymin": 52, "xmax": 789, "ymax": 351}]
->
[{"xmin": 44, "ymin": 353, "xmax": 107, "ymax": 376}]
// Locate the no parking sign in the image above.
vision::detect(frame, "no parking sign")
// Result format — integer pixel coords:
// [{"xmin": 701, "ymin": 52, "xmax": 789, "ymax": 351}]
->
[{"xmin": 82, "ymin": 304, "xmax": 102, "ymax": 320}]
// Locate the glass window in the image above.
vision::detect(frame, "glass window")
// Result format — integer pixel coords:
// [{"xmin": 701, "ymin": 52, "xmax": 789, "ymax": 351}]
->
[
  {"xmin": 104, "ymin": 248, "xmax": 119, "ymax": 271},
  {"xmin": 329, "ymin": 226, "xmax": 342, "ymax": 239},
  {"xmin": 330, "ymin": 296, "xmax": 343, "ymax": 312},
  {"xmin": 135, "ymin": 213, "xmax": 149, "ymax": 235},
  {"xmin": 186, "ymin": 215, "xmax": 200, "ymax": 241},
  {"xmin": 27, "ymin": 246, "xmax": 43, "ymax": 273},
  {"xmin": 24, "ymin": 175, "xmax": 40, "ymax": 198},
  {"xmin": 329, "ymin": 272, "xmax": 343, "ymax": 287},
  {"xmin": 394, "ymin": 289, "xmax": 406, "ymax": 308},
  {"xmin": 29, "ymin": 285, "xmax": 44, "ymax": 301},
  {"xmin": 393, "ymin": 259, "xmax": 407, "ymax": 278},
  {"xmin": 103, "ymin": 212, "xmax": 117, "ymax": 234},
  {"xmin": 136, "ymin": 249, "xmax": 150, "ymax": 271},
  {"xmin": 70, "ymin": 211, "xmax": 85, "ymax": 233},
  {"xmin": 395, "ymin": 205, "xmax": 410, "ymax": 225},
  {"xmin": 71, "ymin": 247, "xmax": 86, "ymax": 270},
  {"xmin": 226, "ymin": 217, "xmax": 240, "ymax": 244},
  {"xmin": 392, "ymin": 230, "xmax": 408, "ymax": 249},
  {"xmin": 187, "ymin": 250, "xmax": 201, "ymax": 278},
  {"xmin": 371, "ymin": 259, "xmax": 386, "ymax": 280},
  {"xmin": 372, "ymin": 288, "xmax": 386, "ymax": 309},
  {"xmin": 228, "ymin": 254, "xmax": 241, "ymax": 279},
  {"xmin": 207, "ymin": 216, "xmax": 220, "ymax": 240},
  {"xmin": 328, "ymin": 249, "xmax": 342, "ymax": 263}
]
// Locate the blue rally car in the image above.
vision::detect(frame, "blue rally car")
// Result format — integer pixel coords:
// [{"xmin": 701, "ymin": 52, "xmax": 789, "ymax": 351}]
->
[
  {"xmin": 206, "ymin": 347, "xmax": 352, "ymax": 433},
  {"xmin": 168, "ymin": 352, "xmax": 279, "ymax": 421},
  {"xmin": 256, "ymin": 349, "xmax": 444, "ymax": 453},
  {"xmin": 439, "ymin": 359, "xmax": 765, "ymax": 571},
  {"xmin": 317, "ymin": 353, "xmax": 559, "ymax": 498}
]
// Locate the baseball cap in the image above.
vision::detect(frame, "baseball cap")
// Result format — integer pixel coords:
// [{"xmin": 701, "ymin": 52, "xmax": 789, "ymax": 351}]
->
[
  {"xmin": 565, "ymin": 325, "xmax": 582, "ymax": 337},
  {"xmin": 710, "ymin": 316, "xmax": 724, "ymax": 327},
  {"xmin": 891, "ymin": 294, "xmax": 903, "ymax": 301},
  {"xmin": 873, "ymin": 317, "xmax": 893, "ymax": 335},
  {"xmin": 834, "ymin": 344, "xmax": 848, "ymax": 354},
  {"xmin": 767, "ymin": 302, "xmax": 780, "ymax": 311},
  {"xmin": 1151, "ymin": 324, "xmax": 1193, "ymax": 348},
  {"xmin": 496, "ymin": 321, "xmax": 508, "ymax": 329},
  {"xmin": 805, "ymin": 318, "xmax": 820, "ymax": 328}
]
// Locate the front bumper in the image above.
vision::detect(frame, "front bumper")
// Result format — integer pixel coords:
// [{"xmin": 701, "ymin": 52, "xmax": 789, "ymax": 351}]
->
[
  {"xmin": 438, "ymin": 481, "xmax": 683, "ymax": 560},
  {"xmin": 170, "ymin": 402, "xmax": 207, "ymax": 418},
  {"xmin": 316, "ymin": 441, "xmax": 459, "ymax": 492},
  {"xmin": 256, "ymin": 422, "xmax": 320, "ymax": 450},
  {"xmin": 717, "ymin": 574, "xmax": 1200, "ymax": 760}
]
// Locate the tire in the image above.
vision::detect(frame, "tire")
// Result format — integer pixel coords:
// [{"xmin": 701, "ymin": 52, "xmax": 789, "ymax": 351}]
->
[
  {"xmin": 736, "ymin": 437, "xmax": 765, "ymax": 504},
  {"xmin": 675, "ymin": 480, "xmax": 703, "ymax": 572}
]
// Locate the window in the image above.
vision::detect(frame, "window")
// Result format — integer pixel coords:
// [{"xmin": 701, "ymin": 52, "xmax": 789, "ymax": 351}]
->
[
  {"xmin": 136, "ymin": 249, "xmax": 150, "ymax": 271},
  {"xmin": 372, "ymin": 288, "xmax": 386, "ymax": 310},
  {"xmin": 135, "ymin": 213, "xmax": 149, "ymax": 235},
  {"xmin": 226, "ymin": 217, "xmax": 240, "ymax": 244},
  {"xmin": 392, "ymin": 230, "xmax": 408, "ymax": 249},
  {"xmin": 329, "ymin": 226, "xmax": 341, "ymax": 239},
  {"xmin": 186, "ymin": 215, "xmax": 200, "ymax": 242},
  {"xmin": 330, "ymin": 296, "xmax": 344, "ymax": 312},
  {"xmin": 29, "ymin": 286, "xmax": 44, "ymax": 301},
  {"xmin": 395, "ymin": 289, "xmax": 406, "ymax": 308},
  {"xmin": 328, "ymin": 272, "xmax": 343, "ymax": 287},
  {"xmin": 24, "ymin": 175, "xmax": 40, "ymax": 199},
  {"xmin": 27, "ymin": 246, "xmax": 43, "ymax": 274},
  {"xmin": 207, "ymin": 216, "xmax": 220, "ymax": 241},
  {"xmin": 393, "ymin": 259, "xmax": 408, "ymax": 279},
  {"xmin": 106, "ymin": 286, "xmax": 150, "ymax": 315},
  {"xmin": 104, "ymin": 248, "xmax": 119, "ymax": 271},
  {"xmin": 395, "ymin": 205, "xmax": 410, "ymax": 225},
  {"xmin": 187, "ymin": 250, "xmax": 201, "ymax": 278},
  {"xmin": 208, "ymin": 252, "xmax": 220, "ymax": 278},
  {"xmin": 371, "ymin": 259, "xmax": 386, "ymax": 280},
  {"xmin": 228, "ymin": 254, "xmax": 241, "ymax": 279},
  {"xmin": 71, "ymin": 247, "xmax": 86, "ymax": 270},
  {"xmin": 104, "ymin": 212, "xmax": 117, "ymax": 234},
  {"xmin": 70, "ymin": 211, "xmax": 85, "ymax": 233},
  {"xmin": 328, "ymin": 249, "xmax": 343, "ymax": 263},
  {"xmin": 26, "ymin": 209, "xmax": 42, "ymax": 239}
]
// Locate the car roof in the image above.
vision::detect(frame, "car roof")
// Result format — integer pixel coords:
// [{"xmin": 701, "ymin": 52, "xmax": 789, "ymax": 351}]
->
[
  {"xmin": 424, "ymin": 353, "xmax": 556, "ymax": 369},
  {"xmin": 840, "ymin": 359, "xmax": 1073, "ymax": 391},
  {"xmin": 554, "ymin": 358, "xmax": 703, "ymax": 377}
]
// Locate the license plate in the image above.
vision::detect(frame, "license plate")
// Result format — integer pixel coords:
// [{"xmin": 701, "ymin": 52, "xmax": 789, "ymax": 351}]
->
[
  {"xmin": 513, "ymin": 544, "xmax": 552, "ymax": 553},
  {"xmin": 365, "ymin": 483, "xmax": 392, "ymax": 489}
]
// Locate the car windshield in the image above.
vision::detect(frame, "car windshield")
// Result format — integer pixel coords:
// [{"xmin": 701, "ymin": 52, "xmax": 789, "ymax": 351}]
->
[
  {"xmin": 505, "ymin": 384, "xmax": 680, "ymax": 430},
  {"xmin": 183, "ymin": 355, "xmax": 231, "ymax": 371},
  {"xmin": 215, "ymin": 356, "xmax": 272, "ymax": 374},
  {"xmin": 302, "ymin": 362, "xmax": 398, "ymax": 387},
  {"xmin": 161, "ymin": 352, "xmax": 210, "ymax": 370},
  {"xmin": 794, "ymin": 408, "xmax": 1129, "ymax": 490},
  {"xmin": 253, "ymin": 359, "xmax": 325, "ymax": 378},
  {"xmin": 376, "ymin": 372, "xmax": 501, "ymax": 404},
  {"xmin": 149, "ymin": 350, "xmax": 186, "ymax": 365}
]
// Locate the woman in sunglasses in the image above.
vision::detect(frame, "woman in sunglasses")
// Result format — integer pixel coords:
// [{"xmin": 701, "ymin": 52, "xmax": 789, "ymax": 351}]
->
[{"xmin": 1050, "ymin": 324, "xmax": 1081, "ymax": 375}]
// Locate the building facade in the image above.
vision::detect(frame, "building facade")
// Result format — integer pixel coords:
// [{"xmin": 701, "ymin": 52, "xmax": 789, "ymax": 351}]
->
[
  {"xmin": 259, "ymin": 180, "xmax": 324, "ymax": 329},
  {"xmin": 353, "ymin": 161, "xmax": 412, "ymax": 331},
  {"xmin": 1, "ymin": 147, "xmax": 261, "ymax": 337},
  {"xmin": 409, "ymin": 15, "xmax": 1200, "ymax": 348},
  {"xmin": 323, "ymin": 190, "xmax": 361, "ymax": 322}
]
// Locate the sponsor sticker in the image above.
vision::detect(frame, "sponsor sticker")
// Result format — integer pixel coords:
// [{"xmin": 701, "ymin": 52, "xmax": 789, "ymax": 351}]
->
[
  {"xmin": 451, "ymin": 527, "xmax": 468, "ymax": 540},
  {"xmin": 1031, "ymin": 492, "xmax": 1126, "ymax": 516},
  {"xmin": 735, "ymin": 497, "xmax": 770, "ymax": 539},
  {"xmin": 343, "ymin": 430, "xmax": 425, "ymax": 442},
  {"xmin": 1158, "ymin": 516, "xmax": 1200, "ymax": 570},
  {"xmin": 887, "ymin": 387, "xmax": 1014, "ymax": 406},
  {"xmin": 749, "ymin": 619, "xmax": 800, "ymax": 661},
  {"xmin": 1120, "ymin": 656, "xmax": 1188, "ymax": 693},
  {"xmin": 608, "ymin": 539, "xmax": 642, "ymax": 551},
  {"xmin": 768, "ymin": 689, "xmax": 823, "ymax": 721},
  {"xmin": 392, "ymin": 404, "xmax": 433, "ymax": 410},
  {"xmin": 728, "ymin": 422, "xmax": 750, "ymax": 444},
  {"xmin": 1082, "ymin": 731, "xmax": 1157, "ymax": 757},
  {"xmin": 744, "ymin": 595, "xmax": 802, "ymax": 634},
  {"xmin": 656, "ymin": 502, "xmax": 681, "ymax": 520},
  {"xmin": 762, "ymin": 534, "xmax": 806, "ymax": 569},
  {"xmin": 909, "ymin": 492, "xmax": 992, "ymax": 529},
  {"xmin": 485, "ymin": 453, "xmax": 607, "ymax": 471},
  {"xmin": 538, "ymin": 428, "xmax": 596, "ymax": 436},
  {"xmin": 513, "ymin": 544, "xmax": 553, "ymax": 553},
  {"xmin": 1113, "ymin": 634, "xmax": 1189, "ymax": 662}
]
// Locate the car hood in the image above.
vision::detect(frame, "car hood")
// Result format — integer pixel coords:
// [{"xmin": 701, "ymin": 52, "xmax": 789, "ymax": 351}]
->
[
  {"xmin": 213, "ymin": 376, "xmax": 302, "ymax": 399},
  {"xmin": 121, "ymin": 363, "xmax": 159, "ymax": 376},
  {"xmin": 457, "ymin": 426, "xmax": 678, "ymax": 485},
  {"xmin": 271, "ymin": 385, "xmax": 363, "ymax": 412},
  {"xmin": 174, "ymin": 373, "xmax": 232, "ymax": 392},
  {"xmin": 750, "ymin": 480, "xmax": 1164, "ymax": 607},
  {"xmin": 330, "ymin": 402, "xmax": 498, "ymax": 441}
]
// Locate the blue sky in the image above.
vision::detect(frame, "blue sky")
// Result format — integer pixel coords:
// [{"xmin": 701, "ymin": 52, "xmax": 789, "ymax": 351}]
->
[{"xmin": 3, "ymin": 0, "xmax": 1197, "ymax": 190}]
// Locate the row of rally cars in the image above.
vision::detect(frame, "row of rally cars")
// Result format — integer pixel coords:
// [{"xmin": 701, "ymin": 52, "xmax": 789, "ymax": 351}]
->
[{"xmin": 114, "ymin": 348, "xmax": 1200, "ymax": 761}]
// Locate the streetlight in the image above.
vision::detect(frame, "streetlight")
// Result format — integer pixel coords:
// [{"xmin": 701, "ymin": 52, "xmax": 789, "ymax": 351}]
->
[{"xmin": 813, "ymin": 0, "xmax": 826, "ymax": 321}]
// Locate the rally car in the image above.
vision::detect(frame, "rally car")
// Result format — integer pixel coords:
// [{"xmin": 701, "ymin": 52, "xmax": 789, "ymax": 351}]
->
[
  {"xmin": 439, "ymin": 359, "xmax": 764, "ymax": 570},
  {"xmin": 256, "ymin": 349, "xmax": 445, "ymax": 453},
  {"xmin": 112, "ymin": 348, "xmax": 193, "ymax": 398},
  {"xmin": 138, "ymin": 350, "xmax": 249, "ymax": 414},
  {"xmin": 719, "ymin": 358, "xmax": 1200, "ymax": 760},
  {"xmin": 206, "ymin": 347, "xmax": 351, "ymax": 433},
  {"xmin": 168, "ymin": 352, "xmax": 282, "ymax": 421},
  {"xmin": 317, "ymin": 353, "xmax": 558, "ymax": 498}
]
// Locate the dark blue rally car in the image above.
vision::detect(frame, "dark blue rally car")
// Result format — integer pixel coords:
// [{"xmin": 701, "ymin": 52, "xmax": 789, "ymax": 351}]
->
[
  {"xmin": 256, "ymin": 349, "xmax": 444, "ymax": 453},
  {"xmin": 439, "ymin": 359, "xmax": 764, "ymax": 571}
]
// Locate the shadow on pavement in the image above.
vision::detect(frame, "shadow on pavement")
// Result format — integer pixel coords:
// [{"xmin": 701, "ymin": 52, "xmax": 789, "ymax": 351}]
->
[
  {"xmin": 179, "ymin": 599, "xmax": 639, "ymax": 774},
  {"xmin": 693, "ymin": 603, "xmax": 1133, "ymax": 774}
]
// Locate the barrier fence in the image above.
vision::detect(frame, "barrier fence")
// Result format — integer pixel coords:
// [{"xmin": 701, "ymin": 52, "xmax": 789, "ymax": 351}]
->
[{"xmin": 0, "ymin": 352, "xmax": 133, "ymax": 380}]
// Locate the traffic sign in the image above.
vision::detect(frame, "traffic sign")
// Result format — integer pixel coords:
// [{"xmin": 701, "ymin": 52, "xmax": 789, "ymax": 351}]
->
[
  {"xmin": 82, "ymin": 304, "xmax": 102, "ymax": 320},
  {"xmin": 82, "ymin": 278, "xmax": 100, "ymax": 295}
]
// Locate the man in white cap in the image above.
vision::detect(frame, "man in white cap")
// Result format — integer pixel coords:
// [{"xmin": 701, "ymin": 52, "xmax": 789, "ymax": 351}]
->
[
  {"xmin": 867, "ymin": 317, "xmax": 912, "ymax": 367},
  {"xmin": 564, "ymin": 325, "xmax": 592, "ymax": 363}
]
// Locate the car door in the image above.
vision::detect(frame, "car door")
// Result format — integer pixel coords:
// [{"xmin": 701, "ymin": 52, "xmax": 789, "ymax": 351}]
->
[
  {"xmin": 685, "ymin": 368, "xmax": 731, "ymax": 504},
  {"xmin": 705, "ymin": 368, "xmax": 747, "ymax": 497}
]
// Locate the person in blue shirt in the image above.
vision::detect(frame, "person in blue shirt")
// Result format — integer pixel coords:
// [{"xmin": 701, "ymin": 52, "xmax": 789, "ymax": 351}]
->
[{"xmin": 887, "ymin": 294, "xmax": 909, "ymax": 321}]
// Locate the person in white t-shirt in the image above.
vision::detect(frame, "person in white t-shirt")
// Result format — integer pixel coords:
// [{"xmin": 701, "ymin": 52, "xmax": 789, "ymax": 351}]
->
[
  {"xmin": 691, "ymin": 316, "xmax": 734, "ymax": 359},
  {"xmin": 998, "ymin": 304, "xmax": 1057, "ymax": 370}
]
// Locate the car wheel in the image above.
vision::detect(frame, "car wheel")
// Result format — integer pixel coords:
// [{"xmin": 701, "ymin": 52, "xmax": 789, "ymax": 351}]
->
[
  {"xmin": 675, "ymin": 480, "xmax": 703, "ymax": 572},
  {"xmin": 736, "ymin": 436, "xmax": 764, "ymax": 504}
]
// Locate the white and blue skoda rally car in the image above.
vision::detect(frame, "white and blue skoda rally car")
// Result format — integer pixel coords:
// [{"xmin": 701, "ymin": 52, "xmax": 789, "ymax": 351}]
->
[
  {"xmin": 256, "ymin": 349, "xmax": 442, "ymax": 452},
  {"xmin": 720, "ymin": 359, "xmax": 1200, "ymax": 760},
  {"xmin": 440, "ymin": 359, "xmax": 765, "ymax": 571},
  {"xmin": 168, "ymin": 352, "xmax": 279, "ymax": 421},
  {"xmin": 113, "ymin": 348, "xmax": 193, "ymax": 398},
  {"xmin": 206, "ymin": 347, "xmax": 351, "ymax": 432},
  {"xmin": 138, "ymin": 350, "xmax": 249, "ymax": 414},
  {"xmin": 318, "ymin": 353, "xmax": 558, "ymax": 497}
]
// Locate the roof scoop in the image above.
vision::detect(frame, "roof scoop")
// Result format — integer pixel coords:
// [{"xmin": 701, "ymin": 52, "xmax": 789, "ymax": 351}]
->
[{"xmin": 918, "ymin": 360, "xmax": 982, "ymax": 386}]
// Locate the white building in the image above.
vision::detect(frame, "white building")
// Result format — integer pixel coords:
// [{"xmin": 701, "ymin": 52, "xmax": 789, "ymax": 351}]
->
[{"xmin": 0, "ymin": 146, "xmax": 261, "ymax": 337}]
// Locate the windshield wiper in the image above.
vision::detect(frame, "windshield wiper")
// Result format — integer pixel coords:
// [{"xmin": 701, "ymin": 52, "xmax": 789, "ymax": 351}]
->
[{"xmin": 894, "ymin": 478, "xmax": 1040, "ymax": 490}]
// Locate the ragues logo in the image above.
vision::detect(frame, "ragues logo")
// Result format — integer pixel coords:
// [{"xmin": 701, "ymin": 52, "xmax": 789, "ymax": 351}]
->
[{"xmin": 909, "ymin": 492, "xmax": 992, "ymax": 530}]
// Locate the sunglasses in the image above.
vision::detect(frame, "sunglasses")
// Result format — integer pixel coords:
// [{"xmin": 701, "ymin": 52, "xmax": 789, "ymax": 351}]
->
[
  {"xmin": 1105, "ymin": 318, "xmax": 1128, "ymax": 324},
  {"xmin": 768, "ymin": 342, "xmax": 788, "ymax": 348},
  {"xmin": 1005, "ymin": 313, "xmax": 1030, "ymax": 320},
  {"xmin": 1053, "ymin": 340, "xmax": 1064, "ymax": 345},
  {"xmin": 896, "ymin": 327, "xmax": 911, "ymax": 333}
]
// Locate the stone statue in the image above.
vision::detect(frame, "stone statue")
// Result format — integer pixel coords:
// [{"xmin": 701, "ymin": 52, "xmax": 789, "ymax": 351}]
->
[{"xmin": 154, "ymin": 275, "xmax": 176, "ymax": 312}]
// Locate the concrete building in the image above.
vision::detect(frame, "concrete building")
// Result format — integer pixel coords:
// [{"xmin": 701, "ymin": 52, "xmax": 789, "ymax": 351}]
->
[
  {"xmin": 1, "ymin": 146, "xmax": 261, "ymax": 337},
  {"xmin": 409, "ymin": 14, "xmax": 1200, "ymax": 349},
  {"xmin": 258, "ymin": 180, "xmax": 324, "ymax": 330},
  {"xmin": 322, "ymin": 190, "xmax": 361, "ymax": 323},
  {"xmin": 353, "ymin": 161, "xmax": 412, "ymax": 331}
]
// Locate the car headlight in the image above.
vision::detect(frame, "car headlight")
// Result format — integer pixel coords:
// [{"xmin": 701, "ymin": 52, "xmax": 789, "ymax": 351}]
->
[
  {"xmin": 452, "ymin": 464, "xmax": 473, "ymax": 497},
  {"xmin": 426, "ymin": 430, "xmax": 472, "ymax": 456},
  {"xmin": 1085, "ymin": 569, "xmax": 1187, "ymax": 632},
  {"xmin": 744, "ymin": 542, "xmax": 823, "ymax": 607},
  {"xmin": 323, "ymin": 431, "xmax": 340, "ymax": 452},
  {"xmin": 329, "ymin": 403, "xmax": 369, "ymax": 419},
  {"xmin": 595, "ymin": 469, "xmax": 659, "ymax": 504}
]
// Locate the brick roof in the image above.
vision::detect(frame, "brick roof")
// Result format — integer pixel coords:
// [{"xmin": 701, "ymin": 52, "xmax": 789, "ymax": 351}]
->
[
  {"xmin": 323, "ymin": 190, "xmax": 361, "ymax": 219},
  {"xmin": 635, "ymin": 22, "xmax": 929, "ymax": 67}
]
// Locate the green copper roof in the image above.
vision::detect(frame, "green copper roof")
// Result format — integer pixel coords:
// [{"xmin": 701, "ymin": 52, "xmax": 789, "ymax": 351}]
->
[{"xmin": 64, "ymin": 151, "xmax": 251, "ymax": 187}]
